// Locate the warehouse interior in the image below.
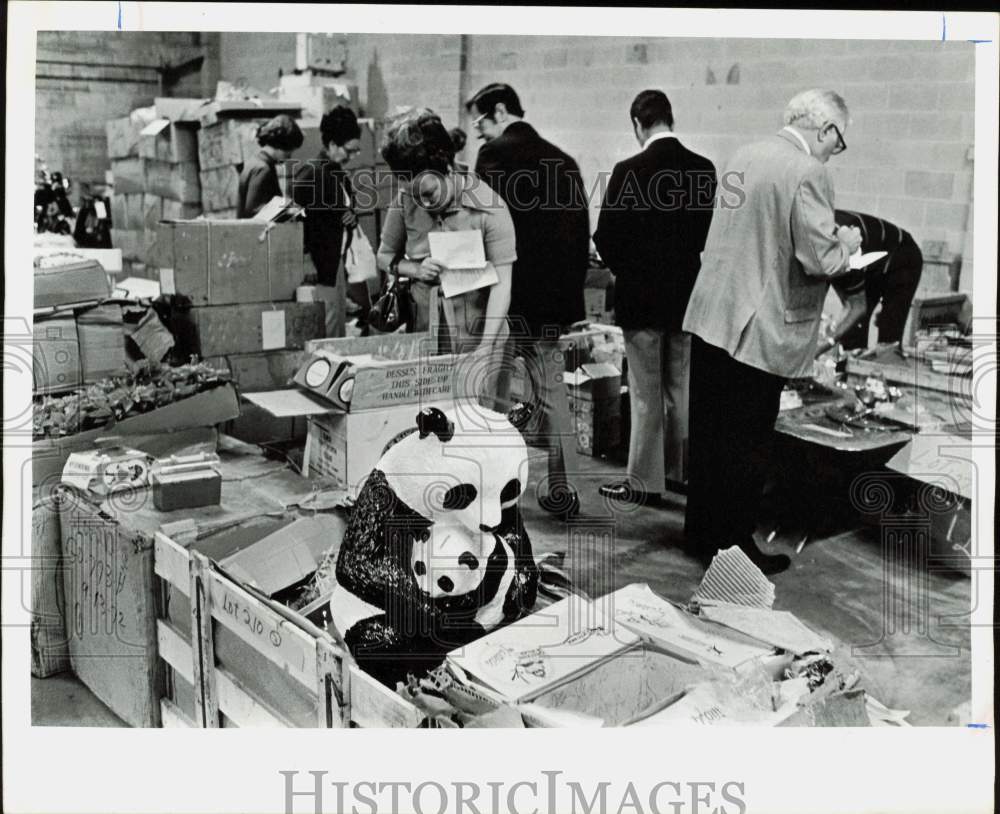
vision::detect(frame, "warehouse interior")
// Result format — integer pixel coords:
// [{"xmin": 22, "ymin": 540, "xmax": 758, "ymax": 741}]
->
[{"xmin": 29, "ymin": 31, "xmax": 980, "ymax": 730}]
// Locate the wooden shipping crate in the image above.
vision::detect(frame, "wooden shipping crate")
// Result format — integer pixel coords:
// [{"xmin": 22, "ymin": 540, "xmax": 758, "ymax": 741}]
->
[{"xmin": 153, "ymin": 525, "xmax": 426, "ymax": 729}]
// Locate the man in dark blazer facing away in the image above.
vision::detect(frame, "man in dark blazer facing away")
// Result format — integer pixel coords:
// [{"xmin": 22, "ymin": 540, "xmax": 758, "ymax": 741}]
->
[
  {"xmin": 594, "ymin": 89, "xmax": 716, "ymax": 507},
  {"xmin": 467, "ymin": 82, "xmax": 591, "ymax": 520}
]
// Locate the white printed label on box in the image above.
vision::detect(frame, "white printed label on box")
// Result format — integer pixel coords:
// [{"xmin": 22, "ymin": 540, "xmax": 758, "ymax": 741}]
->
[
  {"xmin": 159, "ymin": 267, "xmax": 176, "ymax": 295},
  {"xmin": 261, "ymin": 310, "xmax": 286, "ymax": 350}
]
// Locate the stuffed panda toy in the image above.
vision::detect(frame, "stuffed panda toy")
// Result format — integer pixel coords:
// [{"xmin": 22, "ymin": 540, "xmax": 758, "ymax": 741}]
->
[{"xmin": 321, "ymin": 404, "xmax": 539, "ymax": 687}]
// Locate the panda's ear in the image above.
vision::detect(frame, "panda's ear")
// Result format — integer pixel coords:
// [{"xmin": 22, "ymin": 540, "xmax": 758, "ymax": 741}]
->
[
  {"xmin": 506, "ymin": 401, "xmax": 535, "ymax": 430},
  {"xmin": 416, "ymin": 407, "xmax": 454, "ymax": 442}
]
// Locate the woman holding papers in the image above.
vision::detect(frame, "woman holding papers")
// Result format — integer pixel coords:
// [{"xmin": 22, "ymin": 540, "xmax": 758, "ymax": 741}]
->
[
  {"xmin": 377, "ymin": 109, "xmax": 516, "ymax": 375},
  {"xmin": 237, "ymin": 114, "xmax": 304, "ymax": 219}
]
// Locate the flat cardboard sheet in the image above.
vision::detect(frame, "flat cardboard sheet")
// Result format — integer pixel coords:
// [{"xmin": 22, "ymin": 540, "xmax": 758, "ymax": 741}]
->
[
  {"xmin": 219, "ymin": 514, "xmax": 346, "ymax": 596},
  {"xmin": 886, "ymin": 434, "xmax": 974, "ymax": 500},
  {"xmin": 698, "ymin": 602, "xmax": 834, "ymax": 655},
  {"xmin": 849, "ymin": 250, "xmax": 888, "ymax": 270},
  {"xmin": 244, "ymin": 389, "xmax": 337, "ymax": 417}
]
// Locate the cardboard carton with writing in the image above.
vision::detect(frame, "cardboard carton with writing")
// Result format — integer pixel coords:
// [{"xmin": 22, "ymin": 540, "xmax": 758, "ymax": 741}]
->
[
  {"xmin": 172, "ymin": 302, "xmax": 324, "ymax": 358},
  {"xmin": 155, "ymin": 219, "xmax": 304, "ymax": 305}
]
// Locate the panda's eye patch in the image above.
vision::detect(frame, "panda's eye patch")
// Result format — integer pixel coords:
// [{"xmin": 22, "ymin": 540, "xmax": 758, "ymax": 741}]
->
[
  {"xmin": 500, "ymin": 478, "xmax": 522, "ymax": 503},
  {"xmin": 442, "ymin": 483, "xmax": 477, "ymax": 511}
]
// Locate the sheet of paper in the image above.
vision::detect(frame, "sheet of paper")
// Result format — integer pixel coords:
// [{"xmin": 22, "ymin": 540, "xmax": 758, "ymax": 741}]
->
[
  {"xmin": 93, "ymin": 200, "xmax": 108, "ymax": 220},
  {"xmin": 439, "ymin": 266, "xmax": 499, "ymax": 299},
  {"xmin": 428, "ymin": 230, "xmax": 487, "ymax": 270},
  {"xmin": 608, "ymin": 584, "xmax": 774, "ymax": 669},
  {"xmin": 244, "ymin": 389, "xmax": 335, "ymax": 418},
  {"xmin": 447, "ymin": 595, "xmax": 638, "ymax": 703},
  {"xmin": 698, "ymin": 602, "xmax": 834, "ymax": 655},
  {"xmin": 261, "ymin": 309, "xmax": 286, "ymax": 350},
  {"xmin": 849, "ymin": 250, "xmax": 888, "ymax": 270}
]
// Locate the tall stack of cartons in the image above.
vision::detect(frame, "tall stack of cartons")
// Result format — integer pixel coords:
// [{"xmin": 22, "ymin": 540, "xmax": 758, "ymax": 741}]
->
[
  {"xmin": 195, "ymin": 98, "xmax": 303, "ymax": 219},
  {"xmin": 106, "ymin": 99, "xmax": 204, "ymax": 271},
  {"xmin": 153, "ymin": 217, "xmax": 324, "ymax": 443}
]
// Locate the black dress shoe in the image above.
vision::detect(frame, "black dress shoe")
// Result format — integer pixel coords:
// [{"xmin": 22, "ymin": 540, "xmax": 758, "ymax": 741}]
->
[
  {"xmin": 538, "ymin": 488, "xmax": 580, "ymax": 520},
  {"xmin": 739, "ymin": 540, "xmax": 791, "ymax": 576},
  {"xmin": 598, "ymin": 481, "xmax": 662, "ymax": 506}
]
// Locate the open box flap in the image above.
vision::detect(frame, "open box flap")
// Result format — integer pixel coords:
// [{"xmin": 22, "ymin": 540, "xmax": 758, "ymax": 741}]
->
[
  {"xmin": 218, "ymin": 514, "xmax": 346, "ymax": 596},
  {"xmin": 140, "ymin": 118, "xmax": 171, "ymax": 137},
  {"xmin": 244, "ymin": 389, "xmax": 340, "ymax": 418}
]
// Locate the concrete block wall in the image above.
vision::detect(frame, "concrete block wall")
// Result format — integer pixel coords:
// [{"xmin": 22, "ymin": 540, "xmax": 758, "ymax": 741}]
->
[
  {"xmin": 35, "ymin": 32, "xmax": 218, "ymax": 203},
  {"xmin": 449, "ymin": 36, "xmax": 976, "ymax": 291}
]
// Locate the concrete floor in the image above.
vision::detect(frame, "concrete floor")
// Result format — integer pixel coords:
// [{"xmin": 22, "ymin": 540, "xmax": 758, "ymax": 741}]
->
[{"xmin": 32, "ymin": 448, "xmax": 972, "ymax": 727}]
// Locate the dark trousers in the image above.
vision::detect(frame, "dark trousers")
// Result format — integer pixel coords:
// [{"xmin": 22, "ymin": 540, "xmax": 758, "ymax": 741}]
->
[
  {"xmin": 684, "ymin": 336, "xmax": 786, "ymax": 554},
  {"xmin": 841, "ymin": 236, "xmax": 923, "ymax": 350}
]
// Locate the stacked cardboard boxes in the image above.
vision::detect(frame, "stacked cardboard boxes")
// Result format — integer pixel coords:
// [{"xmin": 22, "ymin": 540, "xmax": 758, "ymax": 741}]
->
[
  {"xmin": 154, "ymin": 217, "xmax": 322, "ymax": 443},
  {"xmin": 107, "ymin": 99, "xmax": 205, "ymax": 269},
  {"xmin": 560, "ymin": 324, "xmax": 626, "ymax": 458}
]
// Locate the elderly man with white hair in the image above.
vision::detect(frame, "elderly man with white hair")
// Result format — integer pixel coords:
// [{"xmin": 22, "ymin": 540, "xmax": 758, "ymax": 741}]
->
[{"xmin": 681, "ymin": 89, "xmax": 862, "ymax": 575}]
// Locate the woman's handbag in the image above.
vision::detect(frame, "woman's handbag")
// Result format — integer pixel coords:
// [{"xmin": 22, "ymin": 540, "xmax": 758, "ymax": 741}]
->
[{"xmin": 368, "ymin": 258, "xmax": 413, "ymax": 333}]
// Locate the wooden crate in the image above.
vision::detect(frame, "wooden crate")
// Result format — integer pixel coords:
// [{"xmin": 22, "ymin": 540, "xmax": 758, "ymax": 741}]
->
[{"xmin": 153, "ymin": 529, "xmax": 426, "ymax": 728}]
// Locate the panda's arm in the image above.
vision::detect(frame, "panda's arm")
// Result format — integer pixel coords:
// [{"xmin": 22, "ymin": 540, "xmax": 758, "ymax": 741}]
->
[{"xmin": 335, "ymin": 470, "xmax": 439, "ymax": 619}]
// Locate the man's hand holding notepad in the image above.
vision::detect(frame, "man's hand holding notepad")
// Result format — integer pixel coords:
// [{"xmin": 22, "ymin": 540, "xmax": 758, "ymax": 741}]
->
[{"xmin": 428, "ymin": 230, "xmax": 498, "ymax": 298}]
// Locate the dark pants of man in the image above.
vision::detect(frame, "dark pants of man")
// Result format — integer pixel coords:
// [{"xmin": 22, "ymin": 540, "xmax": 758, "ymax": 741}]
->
[
  {"xmin": 684, "ymin": 335, "xmax": 786, "ymax": 555},
  {"xmin": 493, "ymin": 328, "xmax": 580, "ymax": 500},
  {"xmin": 840, "ymin": 236, "xmax": 923, "ymax": 350}
]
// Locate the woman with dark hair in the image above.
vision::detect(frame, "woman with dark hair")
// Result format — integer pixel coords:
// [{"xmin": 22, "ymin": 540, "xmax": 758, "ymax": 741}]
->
[
  {"xmin": 237, "ymin": 114, "xmax": 304, "ymax": 218},
  {"xmin": 290, "ymin": 106, "xmax": 362, "ymax": 337},
  {"xmin": 376, "ymin": 109, "xmax": 516, "ymax": 365}
]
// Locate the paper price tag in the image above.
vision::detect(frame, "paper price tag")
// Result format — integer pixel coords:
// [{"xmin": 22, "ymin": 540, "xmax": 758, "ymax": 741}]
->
[
  {"xmin": 261, "ymin": 310, "xmax": 286, "ymax": 350},
  {"xmin": 94, "ymin": 200, "xmax": 108, "ymax": 220},
  {"xmin": 159, "ymin": 267, "xmax": 176, "ymax": 295}
]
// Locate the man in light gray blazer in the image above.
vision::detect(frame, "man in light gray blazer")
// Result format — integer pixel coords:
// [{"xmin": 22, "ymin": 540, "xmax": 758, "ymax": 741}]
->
[{"xmin": 682, "ymin": 89, "xmax": 862, "ymax": 575}]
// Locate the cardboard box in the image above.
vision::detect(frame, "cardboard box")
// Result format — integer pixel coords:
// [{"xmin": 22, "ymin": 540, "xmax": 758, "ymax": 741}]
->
[
  {"xmin": 106, "ymin": 116, "xmax": 143, "ymax": 159},
  {"xmin": 138, "ymin": 120, "xmax": 199, "ymax": 164},
  {"xmin": 34, "ymin": 259, "xmax": 111, "ymax": 309},
  {"xmin": 144, "ymin": 159, "xmax": 201, "ymax": 203},
  {"xmin": 32, "ymin": 384, "xmax": 238, "ymax": 487},
  {"xmin": 303, "ymin": 400, "xmax": 450, "ymax": 493},
  {"xmin": 175, "ymin": 302, "xmax": 325, "ymax": 357},
  {"xmin": 197, "ymin": 98, "xmax": 302, "ymax": 128},
  {"xmin": 295, "ymin": 333, "xmax": 459, "ymax": 411},
  {"xmin": 33, "ymin": 314, "xmax": 82, "ymax": 394},
  {"xmin": 110, "ymin": 157, "xmax": 146, "ymax": 194},
  {"xmin": 31, "ymin": 489, "xmax": 71, "ymax": 677},
  {"xmin": 199, "ymin": 166, "xmax": 241, "ymax": 212},
  {"xmin": 76, "ymin": 304, "xmax": 126, "ymax": 383},
  {"xmin": 205, "ymin": 350, "xmax": 309, "ymax": 444},
  {"xmin": 197, "ymin": 119, "xmax": 263, "ymax": 171},
  {"xmin": 155, "ymin": 219, "xmax": 305, "ymax": 304},
  {"xmin": 564, "ymin": 361, "xmax": 622, "ymax": 457}
]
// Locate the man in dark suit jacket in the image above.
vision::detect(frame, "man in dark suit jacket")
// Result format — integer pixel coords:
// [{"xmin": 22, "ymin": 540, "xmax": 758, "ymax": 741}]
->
[
  {"xmin": 467, "ymin": 82, "xmax": 590, "ymax": 519},
  {"xmin": 594, "ymin": 90, "xmax": 716, "ymax": 507}
]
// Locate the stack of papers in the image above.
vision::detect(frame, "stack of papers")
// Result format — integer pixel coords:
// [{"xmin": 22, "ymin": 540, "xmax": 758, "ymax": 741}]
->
[
  {"xmin": 428, "ymin": 230, "xmax": 498, "ymax": 298},
  {"xmin": 447, "ymin": 595, "xmax": 638, "ymax": 703},
  {"xmin": 691, "ymin": 546, "xmax": 775, "ymax": 609}
]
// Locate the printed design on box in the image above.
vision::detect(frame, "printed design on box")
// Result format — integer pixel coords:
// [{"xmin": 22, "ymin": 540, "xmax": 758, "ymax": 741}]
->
[{"xmin": 300, "ymin": 405, "xmax": 539, "ymax": 688}]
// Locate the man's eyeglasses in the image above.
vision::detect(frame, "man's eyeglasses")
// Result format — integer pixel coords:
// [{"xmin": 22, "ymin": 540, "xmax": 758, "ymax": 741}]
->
[
  {"xmin": 345, "ymin": 146, "xmax": 362, "ymax": 157},
  {"xmin": 472, "ymin": 112, "xmax": 491, "ymax": 130},
  {"xmin": 825, "ymin": 122, "xmax": 847, "ymax": 155}
]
